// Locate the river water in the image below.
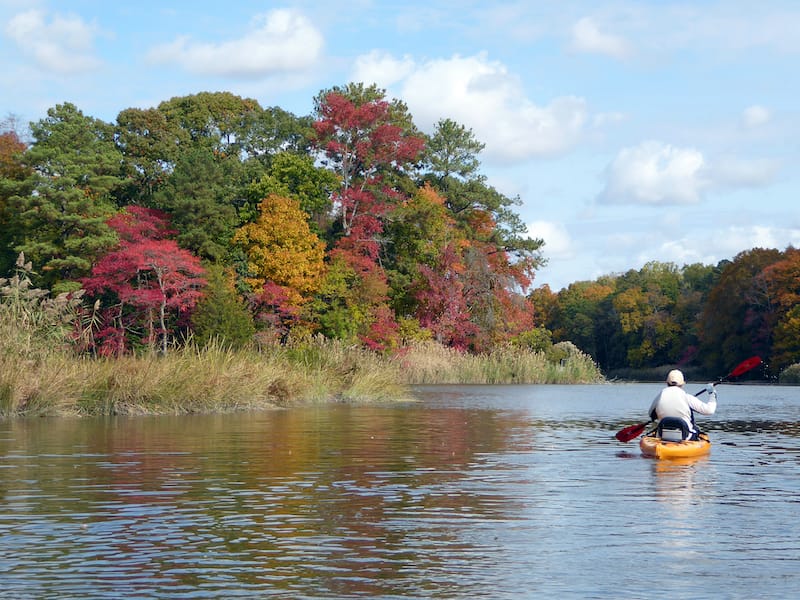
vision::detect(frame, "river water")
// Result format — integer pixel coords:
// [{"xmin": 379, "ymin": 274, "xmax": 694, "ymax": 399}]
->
[{"xmin": 1, "ymin": 383, "xmax": 799, "ymax": 599}]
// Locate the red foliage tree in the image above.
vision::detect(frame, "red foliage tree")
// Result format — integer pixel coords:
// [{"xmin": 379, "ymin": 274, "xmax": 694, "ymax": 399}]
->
[
  {"xmin": 83, "ymin": 206, "xmax": 206, "ymax": 354},
  {"xmin": 248, "ymin": 281, "xmax": 303, "ymax": 344},
  {"xmin": 106, "ymin": 205, "xmax": 177, "ymax": 243},
  {"xmin": 313, "ymin": 88, "xmax": 424, "ymax": 272},
  {"xmin": 414, "ymin": 245, "xmax": 479, "ymax": 350},
  {"xmin": 312, "ymin": 86, "xmax": 424, "ymax": 346}
]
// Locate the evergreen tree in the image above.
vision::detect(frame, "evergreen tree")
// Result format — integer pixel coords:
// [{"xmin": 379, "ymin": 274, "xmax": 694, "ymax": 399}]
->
[
  {"xmin": 190, "ymin": 264, "xmax": 255, "ymax": 350},
  {"xmin": 5, "ymin": 103, "xmax": 124, "ymax": 291}
]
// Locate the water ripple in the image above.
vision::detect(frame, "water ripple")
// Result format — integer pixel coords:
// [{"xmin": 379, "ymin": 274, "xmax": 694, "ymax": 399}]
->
[{"xmin": 1, "ymin": 385, "xmax": 800, "ymax": 598}]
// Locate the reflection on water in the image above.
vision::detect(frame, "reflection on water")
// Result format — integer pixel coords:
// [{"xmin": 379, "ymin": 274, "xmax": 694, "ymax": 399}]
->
[
  {"xmin": 651, "ymin": 455, "xmax": 707, "ymax": 516},
  {"xmin": 0, "ymin": 384, "xmax": 799, "ymax": 598}
]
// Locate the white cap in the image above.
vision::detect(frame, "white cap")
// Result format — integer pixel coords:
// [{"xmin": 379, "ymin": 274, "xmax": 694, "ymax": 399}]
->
[{"xmin": 666, "ymin": 369, "xmax": 685, "ymax": 386}]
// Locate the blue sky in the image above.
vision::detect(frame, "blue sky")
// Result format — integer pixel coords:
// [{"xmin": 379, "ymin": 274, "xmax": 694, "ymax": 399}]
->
[{"xmin": 2, "ymin": 0, "xmax": 799, "ymax": 291}]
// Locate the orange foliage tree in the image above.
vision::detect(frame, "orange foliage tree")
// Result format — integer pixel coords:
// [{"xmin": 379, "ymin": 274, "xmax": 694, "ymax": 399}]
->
[
  {"xmin": 762, "ymin": 247, "xmax": 800, "ymax": 371},
  {"xmin": 232, "ymin": 194, "xmax": 326, "ymax": 304},
  {"xmin": 699, "ymin": 248, "xmax": 782, "ymax": 375},
  {"xmin": 0, "ymin": 128, "xmax": 29, "ymax": 274}
]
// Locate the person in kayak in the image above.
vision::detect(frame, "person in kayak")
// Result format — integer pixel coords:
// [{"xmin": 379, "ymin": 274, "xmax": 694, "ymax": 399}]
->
[{"xmin": 648, "ymin": 369, "xmax": 717, "ymax": 441}]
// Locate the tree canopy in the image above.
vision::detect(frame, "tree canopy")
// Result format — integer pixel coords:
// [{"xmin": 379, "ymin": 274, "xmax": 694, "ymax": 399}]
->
[{"xmin": 1, "ymin": 88, "xmax": 798, "ymax": 377}]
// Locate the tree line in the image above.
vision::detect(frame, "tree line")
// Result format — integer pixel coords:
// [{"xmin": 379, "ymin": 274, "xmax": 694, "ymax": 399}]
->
[
  {"xmin": 0, "ymin": 85, "xmax": 543, "ymax": 357},
  {"xmin": 531, "ymin": 249, "xmax": 800, "ymax": 380},
  {"xmin": 1, "ymin": 85, "xmax": 796, "ymax": 380}
]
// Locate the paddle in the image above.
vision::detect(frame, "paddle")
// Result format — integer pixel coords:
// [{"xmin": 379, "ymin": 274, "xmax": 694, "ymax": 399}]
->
[{"xmin": 614, "ymin": 356, "xmax": 763, "ymax": 443}]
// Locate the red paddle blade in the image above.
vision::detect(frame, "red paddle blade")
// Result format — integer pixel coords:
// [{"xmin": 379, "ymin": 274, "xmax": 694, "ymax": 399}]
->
[
  {"xmin": 728, "ymin": 356, "xmax": 762, "ymax": 379},
  {"xmin": 615, "ymin": 422, "xmax": 648, "ymax": 443}
]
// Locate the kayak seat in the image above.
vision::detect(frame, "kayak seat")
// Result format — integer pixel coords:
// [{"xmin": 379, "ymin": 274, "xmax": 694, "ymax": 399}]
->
[{"xmin": 658, "ymin": 417, "xmax": 690, "ymax": 442}]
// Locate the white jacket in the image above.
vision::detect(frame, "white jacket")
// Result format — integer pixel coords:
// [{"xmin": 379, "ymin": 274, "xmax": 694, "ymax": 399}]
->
[{"xmin": 648, "ymin": 385, "xmax": 717, "ymax": 434}]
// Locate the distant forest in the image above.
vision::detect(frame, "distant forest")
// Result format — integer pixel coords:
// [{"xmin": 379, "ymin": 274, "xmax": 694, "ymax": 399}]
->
[
  {"xmin": 1, "ymin": 85, "xmax": 796, "ymax": 379},
  {"xmin": 532, "ymin": 251, "xmax": 799, "ymax": 379}
]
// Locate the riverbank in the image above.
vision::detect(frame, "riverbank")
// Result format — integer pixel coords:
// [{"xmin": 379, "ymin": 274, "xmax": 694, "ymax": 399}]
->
[{"xmin": 1, "ymin": 336, "xmax": 604, "ymax": 418}]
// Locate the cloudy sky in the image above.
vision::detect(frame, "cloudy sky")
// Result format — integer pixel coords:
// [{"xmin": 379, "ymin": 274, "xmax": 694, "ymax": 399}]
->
[{"xmin": 2, "ymin": 0, "xmax": 799, "ymax": 290}]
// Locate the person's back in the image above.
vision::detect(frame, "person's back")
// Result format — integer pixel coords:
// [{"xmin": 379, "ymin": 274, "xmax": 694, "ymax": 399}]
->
[{"xmin": 648, "ymin": 369, "xmax": 717, "ymax": 439}]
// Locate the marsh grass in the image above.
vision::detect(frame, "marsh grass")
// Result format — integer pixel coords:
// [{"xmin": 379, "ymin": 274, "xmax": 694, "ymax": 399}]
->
[
  {"xmin": 0, "ymin": 331, "xmax": 413, "ymax": 417},
  {"xmin": 0, "ymin": 331, "xmax": 601, "ymax": 418},
  {"xmin": 75, "ymin": 344, "xmax": 296, "ymax": 415},
  {"xmin": 393, "ymin": 341, "xmax": 604, "ymax": 385},
  {"xmin": 779, "ymin": 363, "xmax": 800, "ymax": 384},
  {"xmin": 282, "ymin": 338, "xmax": 411, "ymax": 402}
]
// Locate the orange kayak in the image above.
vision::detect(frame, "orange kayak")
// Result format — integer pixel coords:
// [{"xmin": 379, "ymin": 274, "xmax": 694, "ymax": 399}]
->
[{"xmin": 639, "ymin": 433, "xmax": 711, "ymax": 459}]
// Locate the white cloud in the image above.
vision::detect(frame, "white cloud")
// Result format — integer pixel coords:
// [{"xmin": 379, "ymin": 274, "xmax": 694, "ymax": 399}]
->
[
  {"xmin": 599, "ymin": 141, "xmax": 708, "ymax": 205},
  {"xmin": 632, "ymin": 224, "xmax": 800, "ymax": 274},
  {"xmin": 526, "ymin": 220, "xmax": 574, "ymax": 259},
  {"xmin": 667, "ymin": 8, "xmax": 800, "ymax": 54},
  {"xmin": 718, "ymin": 225, "xmax": 800, "ymax": 255},
  {"xmin": 651, "ymin": 239, "xmax": 708, "ymax": 266},
  {"xmin": 354, "ymin": 52, "xmax": 588, "ymax": 162},
  {"xmin": 352, "ymin": 50, "xmax": 416, "ymax": 88},
  {"xmin": 147, "ymin": 9, "xmax": 323, "ymax": 78},
  {"xmin": 741, "ymin": 105, "xmax": 771, "ymax": 128},
  {"xmin": 533, "ymin": 221, "xmax": 800, "ymax": 292},
  {"xmin": 4, "ymin": 9, "xmax": 101, "ymax": 73},
  {"xmin": 569, "ymin": 17, "xmax": 631, "ymax": 59},
  {"xmin": 598, "ymin": 139, "xmax": 782, "ymax": 206}
]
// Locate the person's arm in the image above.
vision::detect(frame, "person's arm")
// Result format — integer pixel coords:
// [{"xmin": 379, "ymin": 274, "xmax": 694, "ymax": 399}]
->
[
  {"xmin": 687, "ymin": 384, "xmax": 717, "ymax": 415},
  {"xmin": 648, "ymin": 393, "xmax": 660, "ymax": 421}
]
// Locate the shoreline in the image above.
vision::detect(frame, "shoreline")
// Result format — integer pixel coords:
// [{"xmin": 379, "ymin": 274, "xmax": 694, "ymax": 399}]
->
[{"xmin": 1, "ymin": 339, "xmax": 604, "ymax": 419}]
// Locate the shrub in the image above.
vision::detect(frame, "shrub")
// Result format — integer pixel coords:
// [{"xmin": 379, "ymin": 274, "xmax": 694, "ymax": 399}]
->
[{"xmin": 779, "ymin": 363, "xmax": 800, "ymax": 384}]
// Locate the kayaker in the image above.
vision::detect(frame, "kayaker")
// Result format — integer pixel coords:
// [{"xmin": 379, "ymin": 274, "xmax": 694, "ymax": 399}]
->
[{"xmin": 648, "ymin": 369, "xmax": 716, "ymax": 440}]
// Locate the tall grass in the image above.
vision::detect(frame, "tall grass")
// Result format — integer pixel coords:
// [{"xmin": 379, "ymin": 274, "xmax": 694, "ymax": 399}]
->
[
  {"xmin": 0, "ymin": 335, "xmax": 413, "ymax": 418},
  {"xmin": 392, "ymin": 340, "xmax": 604, "ymax": 385},
  {"xmin": 1, "ymin": 330, "xmax": 602, "ymax": 417},
  {"xmin": 779, "ymin": 363, "xmax": 800, "ymax": 384}
]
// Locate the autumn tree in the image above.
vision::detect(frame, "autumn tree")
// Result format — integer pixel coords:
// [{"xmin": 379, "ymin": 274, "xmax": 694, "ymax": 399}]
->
[
  {"xmin": 312, "ymin": 83, "xmax": 423, "ymax": 258},
  {"xmin": 528, "ymin": 284, "xmax": 559, "ymax": 328},
  {"xmin": 0, "ymin": 126, "xmax": 29, "ymax": 275},
  {"xmin": 233, "ymin": 193, "xmax": 325, "ymax": 301},
  {"xmin": 385, "ymin": 184, "xmax": 458, "ymax": 317},
  {"xmin": 311, "ymin": 83, "xmax": 424, "ymax": 348},
  {"xmin": 547, "ymin": 279, "xmax": 615, "ymax": 365},
  {"xmin": 761, "ymin": 247, "xmax": 800, "ymax": 371},
  {"xmin": 699, "ymin": 248, "xmax": 782, "ymax": 375},
  {"xmin": 82, "ymin": 206, "xmax": 207, "ymax": 355},
  {"xmin": 414, "ymin": 244, "xmax": 479, "ymax": 349},
  {"xmin": 607, "ymin": 262, "xmax": 684, "ymax": 368},
  {"xmin": 417, "ymin": 118, "xmax": 544, "ymax": 350}
]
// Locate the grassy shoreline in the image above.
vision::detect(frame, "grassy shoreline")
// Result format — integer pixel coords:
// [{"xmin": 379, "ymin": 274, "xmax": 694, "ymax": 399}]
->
[
  {"xmin": 0, "ymin": 269, "xmax": 604, "ymax": 418},
  {"xmin": 1, "ymin": 336, "xmax": 604, "ymax": 418}
]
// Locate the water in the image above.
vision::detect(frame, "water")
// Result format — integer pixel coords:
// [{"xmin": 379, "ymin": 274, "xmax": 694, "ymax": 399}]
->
[{"xmin": 1, "ymin": 383, "xmax": 799, "ymax": 598}]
